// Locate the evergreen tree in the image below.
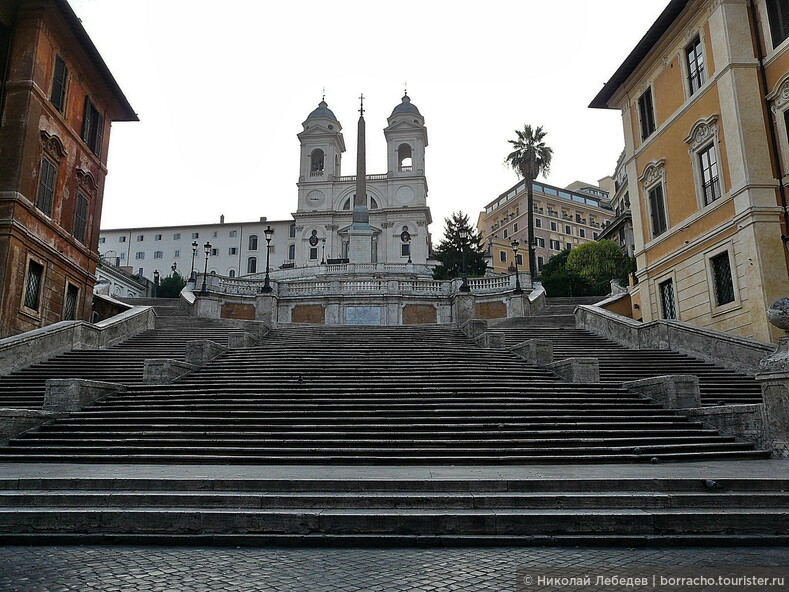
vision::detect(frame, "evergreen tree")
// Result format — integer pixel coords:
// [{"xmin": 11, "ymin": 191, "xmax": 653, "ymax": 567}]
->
[
  {"xmin": 432, "ymin": 212, "xmax": 488, "ymax": 280},
  {"xmin": 157, "ymin": 272, "xmax": 186, "ymax": 298}
]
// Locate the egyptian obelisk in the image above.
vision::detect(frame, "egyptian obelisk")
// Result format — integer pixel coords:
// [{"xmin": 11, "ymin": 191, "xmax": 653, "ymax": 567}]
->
[{"xmin": 348, "ymin": 94, "xmax": 374, "ymax": 263}]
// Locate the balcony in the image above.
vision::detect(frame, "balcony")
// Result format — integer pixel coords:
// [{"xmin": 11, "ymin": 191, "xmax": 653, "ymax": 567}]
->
[
  {"xmin": 399, "ymin": 166, "xmax": 413, "ymax": 172},
  {"xmin": 309, "ymin": 170, "xmax": 324, "ymax": 177}
]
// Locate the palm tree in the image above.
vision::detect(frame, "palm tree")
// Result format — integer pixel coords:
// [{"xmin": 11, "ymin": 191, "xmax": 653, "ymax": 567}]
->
[{"xmin": 505, "ymin": 125, "xmax": 553, "ymax": 279}]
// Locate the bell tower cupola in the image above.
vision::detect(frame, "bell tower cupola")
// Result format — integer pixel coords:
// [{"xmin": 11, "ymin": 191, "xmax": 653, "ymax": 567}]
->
[
  {"xmin": 297, "ymin": 99, "xmax": 345, "ymax": 182},
  {"xmin": 384, "ymin": 94, "xmax": 428, "ymax": 177}
]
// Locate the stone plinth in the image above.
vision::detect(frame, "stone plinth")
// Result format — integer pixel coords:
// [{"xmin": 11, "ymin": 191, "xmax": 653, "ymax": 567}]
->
[
  {"xmin": 546, "ymin": 357, "xmax": 600, "ymax": 383},
  {"xmin": 185, "ymin": 340, "xmax": 228, "ymax": 366},
  {"xmin": 459, "ymin": 319, "xmax": 487, "ymax": 340},
  {"xmin": 684, "ymin": 404, "xmax": 766, "ymax": 448},
  {"xmin": 474, "ymin": 332, "xmax": 506, "ymax": 349},
  {"xmin": 757, "ymin": 371, "xmax": 789, "ymax": 458},
  {"xmin": 44, "ymin": 378, "xmax": 125, "ymax": 412},
  {"xmin": 509, "ymin": 339, "xmax": 553, "ymax": 366},
  {"xmin": 144, "ymin": 359, "xmax": 197, "ymax": 384},
  {"xmin": 348, "ymin": 228, "xmax": 373, "ymax": 264},
  {"xmin": 0, "ymin": 409, "xmax": 60, "ymax": 445},
  {"xmin": 623, "ymin": 375, "xmax": 701, "ymax": 409}
]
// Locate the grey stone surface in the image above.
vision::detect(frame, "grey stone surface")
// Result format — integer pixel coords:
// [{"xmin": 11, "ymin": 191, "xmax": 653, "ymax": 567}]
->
[
  {"xmin": 345, "ymin": 306, "xmax": 383, "ymax": 325},
  {"xmin": 545, "ymin": 357, "xmax": 600, "ymax": 383},
  {"xmin": 0, "ymin": 409, "xmax": 58, "ymax": 445},
  {"xmin": 43, "ymin": 379, "xmax": 125, "ymax": 412},
  {"xmin": 768, "ymin": 297, "xmax": 789, "ymax": 332},
  {"xmin": 473, "ymin": 332, "xmax": 506, "ymax": 349},
  {"xmin": 760, "ymin": 337, "xmax": 789, "ymax": 373},
  {"xmin": 623, "ymin": 375, "xmax": 701, "ymax": 409},
  {"xmin": 453, "ymin": 293, "xmax": 475, "ymax": 325},
  {"xmin": 684, "ymin": 404, "xmax": 766, "ymax": 447},
  {"xmin": 255, "ymin": 293, "xmax": 278, "ymax": 326},
  {"xmin": 459, "ymin": 319, "xmax": 487, "ymax": 339},
  {"xmin": 143, "ymin": 359, "xmax": 198, "ymax": 384},
  {"xmin": 757, "ymin": 371, "xmax": 789, "ymax": 458},
  {"xmin": 227, "ymin": 332, "xmax": 258, "ymax": 349},
  {"xmin": 184, "ymin": 340, "xmax": 228, "ymax": 367},
  {"xmin": 509, "ymin": 339, "xmax": 553, "ymax": 366}
]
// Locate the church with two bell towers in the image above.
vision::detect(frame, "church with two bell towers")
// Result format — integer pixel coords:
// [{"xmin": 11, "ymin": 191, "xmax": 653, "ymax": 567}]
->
[{"xmin": 293, "ymin": 94, "xmax": 432, "ymax": 267}]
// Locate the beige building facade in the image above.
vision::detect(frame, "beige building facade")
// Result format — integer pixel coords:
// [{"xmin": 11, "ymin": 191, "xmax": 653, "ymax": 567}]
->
[
  {"xmin": 476, "ymin": 180, "xmax": 614, "ymax": 275},
  {"xmin": 591, "ymin": 0, "xmax": 789, "ymax": 343}
]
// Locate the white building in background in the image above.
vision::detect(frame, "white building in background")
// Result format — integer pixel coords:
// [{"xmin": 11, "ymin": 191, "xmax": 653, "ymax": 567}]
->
[{"xmin": 99, "ymin": 95, "xmax": 433, "ymax": 283}]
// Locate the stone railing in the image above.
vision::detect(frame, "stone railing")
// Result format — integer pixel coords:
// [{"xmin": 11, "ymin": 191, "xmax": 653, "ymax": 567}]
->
[
  {"xmin": 198, "ymin": 272, "xmax": 531, "ymax": 299},
  {"xmin": 0, "ymin": 306, "xmax": 156, "ymax": 376},
  {"xmin": 335, "ymin": 173, "xmax": 388, "ymax": 182},
  {"xmin": 575, "ymin": 304, "xmax": 776, "ymax": 376}
]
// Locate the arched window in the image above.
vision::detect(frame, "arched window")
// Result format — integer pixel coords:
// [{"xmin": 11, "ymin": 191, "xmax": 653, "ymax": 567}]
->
[
  {"xmin": 247, "ymin": 257, "xmax": 257, "ymax": 274},
  {"xmin": 289, "ymin": 223, "xmax": 296, "ymax": 238},
  {"xmin": 228, "ymin": 270, "xmax": 236, "ymax": 278},
  {"xmin": 310, "ymin": 148, "xmax": 325, "ymax": 173},
  {"xmin": 342, "ymin": 195, "xmax": 379, "ymax": 210},
  {"xmin": 398, "ymin": 144, "xmax": 413, "ymax": 171},
  {"xmin": 248, "ymin": 235, "xmax": 258, "ymax": 250},
  {"xmin": 288, "ymin": 244, "xmax": 295, "ymax": 260}
]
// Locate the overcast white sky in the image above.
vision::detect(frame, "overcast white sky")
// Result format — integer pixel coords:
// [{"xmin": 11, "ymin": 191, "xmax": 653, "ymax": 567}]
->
[{"xmin": 70, "ymin": 0, "xmax": 668, "ymax": 236}]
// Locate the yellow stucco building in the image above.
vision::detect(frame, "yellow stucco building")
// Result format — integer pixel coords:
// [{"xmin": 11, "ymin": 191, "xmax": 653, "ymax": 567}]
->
[{"xmin": 591, "ymin": 0, "xmax": 789, "ymax": 343}]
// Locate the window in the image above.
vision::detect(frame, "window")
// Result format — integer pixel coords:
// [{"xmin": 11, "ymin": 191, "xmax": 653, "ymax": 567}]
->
[
  {"xmin": 535, "ymin": 218, "xmax": 542, "ymax": 228},
  {"xmin": 710, "ymin": 251, "xmax": 735, "ymax": 306},
  {"xmin": 785, "ymin": 109, "xmax": 789, "ymax": 147},
  {"xmin": 36, "ymin": 157, "xmax": 57, "ymax": 216},
  {"xmin": 686, "ymin": 36, "xmax": 705, "ymax": 95},
  {"xmin": 550, "ymin": 221, "xmax": 557, "ymax": 231},
  {"xmin": 579, "ymin": 228, "xmax": 586, "ymax": 238},
  {"xmin": 63, "ymin": 283, "xmax": 78, "ymax": 321},
  {"xmin": 516, "ymin": 254, "xmax": 523, "ymax": 266},
  {"xmin": 698, "ymin": 144, "xmax": 721, "ymax": 205},
  {"xmin": 154, "ymin": 251, "xmax": 163, "ymax": 259},
  {"xmin": 248, "ymin": 235, "xmax": 258, "ymax": 250},
  {"xmin": 50, "ymin": 56, "xmax": 68, "ymax": 113},
  {"xmin": 309, "ymin": 247, "xmax": 318, "ymax": 260},
  {"xmin": 550, "ymin": 239, "xmax": 561, "ymax": 250},
  {"xmin": 513, "ymin": 223, "xmax": 519, "ymax": 233},
  {"xmin": 535, "ymin": 237, "xmax": 545, "ymax": 248},
  {"xmin": 137, "ymin": 268, "xmax": 143, "ymax": 276},
  {"xmin": 191, "ymin": 232, "xmax": 199, "ymax": 239},
  {"xmin": 247, "ymin": 257, "xmax": 257, "ymax": 273},
  {"xmin": 73, "ymin": 193, "xmax": 89, "ymax": 244},
  {"xmin": 648, "ymin": 184, "xmax": 668, "ymax": 237},
  {"xmin": 564, "ymin": 225, "xmax": 571, "ymax": 234},
  {"xmin": 154, "ymin": 234, "xmax": 162, "ymax": 241},
  {"xmin": 638, "ymin": 88, "xmax": 656, "ymax": 140},
  {"xmin": 136, "ymin": 235, "xmax": 144, "ymax": 242},
  {"xmin": 499, "ymin": 251, "xmax": 507, "ymax": 263},
  {"xmin": 537, "ymin": 256, "xmax": 544, "ymax": 271},
  {"xmin": 229, "ymin": 230, "xmax": 237, "ymax": 237},
  {"xmin": 593, "ymin": 232, "xmax": 599, "ymax": 240},
  {"xmin": 289, "ymin": 224, "xmax": 296, "ymax": 238},
  {"xmin": 401, "ymin": 243, "xmax": 410, "ymax": 257},
  {"xmin": 119, "ymin": 236, "xmax": 126, "ymax": 243},
  {"xmin": 503, "ymin": 229, "xmax": 508, "ymax": 239},
  {"xmin": 174, "ymin": 250, "xmax": 180, "ymax": 258},
  {"xmin": 566, "ymin": 243, "xmax": 572, "ymax": 250},
  {"xmin": 173, "ymin": 233, "xmax": 181, "ymax": 240},
  {"xmin": 213, "ymin": 231, "xmax": 218, "ymax": 238},
  {"xmin": 210, "ymin": 248, "xmax": 218, "ymax": 256},
  {"xmin": 229, "ymin": 270, "xmax": 236, "ymax": 278},
  {"xmin": 119, "ymin": 253, "xmax": 125, "ymax": 260},
  {"xmin": 135, "ymin": 252, "xmax": 145, "ymax": 260},
  {"xmin": 99, "ymin": 237, "xmax": 105, "ymax": 244},
  {"xmin": 288, "ymin": 244, "xmax": 295, "ymax": 260},
  {"xmin": 659, "ymin": 279, "xmax": 677, "ymax": 319},
  {"xmin": 81, "ymin": 98, "xmax": 103, "ymax": 156},
  {"xmin": 767, "ymin": 0, "xmax": 789, "ymax": 48},
  {"xmin": 23, "ymin": 260, "xmax": 44, "ymax": 311},
  {"xmin": 229, "ymin": 247, "xmax": 237, "ymax": 255}
]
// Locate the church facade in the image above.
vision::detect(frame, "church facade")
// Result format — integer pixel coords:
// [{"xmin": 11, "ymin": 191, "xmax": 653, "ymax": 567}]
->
[{"xmin": 292, "ymin": 95, "xmax": 432, "ymax": 268}]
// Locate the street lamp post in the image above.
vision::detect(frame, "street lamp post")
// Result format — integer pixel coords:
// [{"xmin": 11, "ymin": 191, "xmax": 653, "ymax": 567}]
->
[
  {"xmin": 459, "ymin": 229, "xmax": 470, "ymax": 293},
  {"xmin": 511, "ymin": 239, "xmax": 523, "ymax": 295},
  {"xmin": 189, "ymin": 241, "xmax": 198, "ymax": 282},
  {"xmin": 153, "ymin": 270, "xmax": 160, "ymax": 298},
  {"xmin": 199, "ymin": 241, "xmax": 211, "ymax": 295},
  {"xmin": 261, "ymin": 225, "xmax": 273, "ymax": 293}
]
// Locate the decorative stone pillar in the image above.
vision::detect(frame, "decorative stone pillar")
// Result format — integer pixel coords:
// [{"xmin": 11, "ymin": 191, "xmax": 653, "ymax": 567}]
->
[
  {"xmin": 453, "ymin": 293, "xmax": 475, "ymax": 325},
  {"xmin": 255, "ymin": 293, "xmax": 277, "ymax": 326},
  {"xmin": 756, "ymin": 298, "xmax": 789, "ymax": 457}
]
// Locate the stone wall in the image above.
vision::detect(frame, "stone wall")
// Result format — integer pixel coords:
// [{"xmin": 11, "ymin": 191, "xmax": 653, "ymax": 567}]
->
[
  {"xmin": 403, "ymin": 304, "xmax": 437, "ymax": 324},
  {"xmin": 292, "ymin": 305, "xmax": 325, "ymax": 324}
]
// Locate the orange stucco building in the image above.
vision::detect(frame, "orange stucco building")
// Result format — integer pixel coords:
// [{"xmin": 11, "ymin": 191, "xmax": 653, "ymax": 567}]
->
[
  {"xmin": 591, "ymin": 0, "xmax": 789, "ymax": 343},
  {"xmin": 0, "ymin": 0, "xmax": 137, "ymax": 337}
]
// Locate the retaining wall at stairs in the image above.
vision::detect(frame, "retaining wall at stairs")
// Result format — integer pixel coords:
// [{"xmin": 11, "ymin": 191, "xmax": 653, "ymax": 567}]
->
[{"xmin": 0, "ymin": 307, "xmax": 157, "ymax": 377}]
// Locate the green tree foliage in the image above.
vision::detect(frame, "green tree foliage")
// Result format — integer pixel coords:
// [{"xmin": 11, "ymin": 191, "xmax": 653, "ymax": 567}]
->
[
  {"xmin": 539, "ymin": 249, "xmax": 595, "ymax": 297},
  {"xmin": 505, "ymin": 125, "xmax": 553, "ymax": 274},
  {"xmin": 157, "ymin": 272, "xmax": 186, "ymax": 298},
  {"xmin": 566, "ymin": 240, "xmax": 633, "ymax": 293},
  {"xmin": 432, "ymin": 212, "xmax": 488, "ymax": 280}
]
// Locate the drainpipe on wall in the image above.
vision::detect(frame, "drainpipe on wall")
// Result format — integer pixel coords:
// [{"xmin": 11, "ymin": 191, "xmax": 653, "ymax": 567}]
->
[{"xmin": 749, "ymin": 0, "xmax": 789, "ymax": 248}]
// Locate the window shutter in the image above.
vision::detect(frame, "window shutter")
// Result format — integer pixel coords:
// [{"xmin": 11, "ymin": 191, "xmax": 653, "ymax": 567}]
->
[{"xmin": 82, "ymin": 97, "xmax": 93, "ymax": 144}]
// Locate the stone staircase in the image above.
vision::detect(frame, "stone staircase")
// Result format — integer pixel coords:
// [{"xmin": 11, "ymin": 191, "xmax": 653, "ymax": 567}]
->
[
  {"xmin": 495, "ymin": 298, "xmax": 764, "ymax": 406},
  {"xmin": 0, "ymin": 470, "xmax": 787, "ymax": 544},
  {"xmin": 0, "ymin": 309, "xmax": 242, "ymax": 409},
  {"xmin": 0, "ymin": 323, "xmax": 768, "ymax": 464}
]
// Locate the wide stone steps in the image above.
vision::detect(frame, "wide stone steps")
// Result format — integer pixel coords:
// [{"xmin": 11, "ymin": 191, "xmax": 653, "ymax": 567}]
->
[
  {"xmin": 500, "ymin": 327, "xmax": 763, "ymax": 405},
  {"xmin": 0, "ymin": 475, "xmax": 786, "ymax": 543}
]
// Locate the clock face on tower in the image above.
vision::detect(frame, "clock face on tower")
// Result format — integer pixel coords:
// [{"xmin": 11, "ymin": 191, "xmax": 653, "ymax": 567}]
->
[{"xmin": 306, "ymin": 190, "xmax": 325, "ymax": 207}]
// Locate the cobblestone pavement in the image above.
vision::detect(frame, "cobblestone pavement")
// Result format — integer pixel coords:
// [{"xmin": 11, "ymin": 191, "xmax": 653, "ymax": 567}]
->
[{"xmin": 0, "ymin": 546, "xmax": 788, "ymax": 592}]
